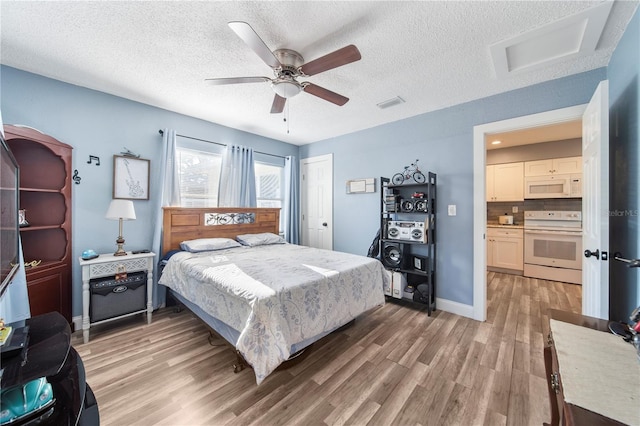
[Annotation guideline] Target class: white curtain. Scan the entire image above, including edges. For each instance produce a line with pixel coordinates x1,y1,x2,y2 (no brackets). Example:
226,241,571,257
151,128,179,307
284,156,300,244
218,144,256,207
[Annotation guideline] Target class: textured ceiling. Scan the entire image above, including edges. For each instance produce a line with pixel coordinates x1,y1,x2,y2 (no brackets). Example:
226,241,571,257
1,1,638,145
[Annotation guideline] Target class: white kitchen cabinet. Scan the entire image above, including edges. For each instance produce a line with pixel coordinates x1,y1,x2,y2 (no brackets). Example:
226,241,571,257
524,156,582,176
486,162,524,201
487,227,523,271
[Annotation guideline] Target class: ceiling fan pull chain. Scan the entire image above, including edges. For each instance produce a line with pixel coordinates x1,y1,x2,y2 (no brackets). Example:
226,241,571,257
285,102,290,134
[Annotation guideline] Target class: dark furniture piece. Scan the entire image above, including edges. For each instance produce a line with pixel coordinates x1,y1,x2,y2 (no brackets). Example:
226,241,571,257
4,125,73,323
544,309,628,426
380,173,437,314
1,312,99,425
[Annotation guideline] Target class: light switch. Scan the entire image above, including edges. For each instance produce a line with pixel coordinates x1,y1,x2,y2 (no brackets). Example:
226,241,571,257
448,205,456,216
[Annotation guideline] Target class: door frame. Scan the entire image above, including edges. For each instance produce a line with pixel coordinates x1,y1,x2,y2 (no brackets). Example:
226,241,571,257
472,104,587,321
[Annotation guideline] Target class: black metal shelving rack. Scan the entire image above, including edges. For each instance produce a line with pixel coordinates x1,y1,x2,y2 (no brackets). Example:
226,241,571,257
380,172,436,314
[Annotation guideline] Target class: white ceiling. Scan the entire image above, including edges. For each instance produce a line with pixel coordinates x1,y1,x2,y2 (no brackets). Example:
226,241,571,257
1,1,638,146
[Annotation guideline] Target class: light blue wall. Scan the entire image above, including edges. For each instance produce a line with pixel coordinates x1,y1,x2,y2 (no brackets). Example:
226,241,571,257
300,68,607,306
0,65,299,318
606,7,639,321
0,54,626,314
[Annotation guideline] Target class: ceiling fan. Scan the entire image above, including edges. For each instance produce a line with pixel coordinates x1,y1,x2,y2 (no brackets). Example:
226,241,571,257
206,21,362,113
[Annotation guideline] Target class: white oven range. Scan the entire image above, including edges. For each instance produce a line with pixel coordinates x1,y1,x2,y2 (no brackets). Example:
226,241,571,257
523,211,582,285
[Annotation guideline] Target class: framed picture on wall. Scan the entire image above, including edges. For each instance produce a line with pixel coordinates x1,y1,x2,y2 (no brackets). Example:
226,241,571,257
113,155,150,200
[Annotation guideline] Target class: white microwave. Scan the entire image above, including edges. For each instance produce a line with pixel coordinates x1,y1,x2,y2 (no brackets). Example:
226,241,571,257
524,174,582,199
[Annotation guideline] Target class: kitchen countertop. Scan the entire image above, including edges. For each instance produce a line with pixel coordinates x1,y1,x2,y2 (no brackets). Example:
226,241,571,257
487,223,524,229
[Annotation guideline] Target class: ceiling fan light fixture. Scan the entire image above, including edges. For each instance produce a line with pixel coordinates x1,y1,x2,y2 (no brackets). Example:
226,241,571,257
271,80,302,98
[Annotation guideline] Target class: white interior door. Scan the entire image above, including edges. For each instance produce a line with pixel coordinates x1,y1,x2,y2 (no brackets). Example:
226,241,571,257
582,80,609,319
300,154,333,250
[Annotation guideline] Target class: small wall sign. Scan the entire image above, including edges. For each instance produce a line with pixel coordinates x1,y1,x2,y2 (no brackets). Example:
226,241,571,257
346,178,375,194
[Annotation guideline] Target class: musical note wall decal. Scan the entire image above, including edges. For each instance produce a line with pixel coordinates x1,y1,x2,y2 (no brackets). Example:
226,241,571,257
87,155,100,166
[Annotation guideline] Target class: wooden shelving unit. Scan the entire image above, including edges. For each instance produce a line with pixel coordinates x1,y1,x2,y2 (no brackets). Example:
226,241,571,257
4,125,73,323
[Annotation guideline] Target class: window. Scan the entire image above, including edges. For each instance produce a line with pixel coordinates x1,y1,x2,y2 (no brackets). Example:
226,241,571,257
255,162,284,209
176,147,222,207
175,147,285,233
255,161,285,233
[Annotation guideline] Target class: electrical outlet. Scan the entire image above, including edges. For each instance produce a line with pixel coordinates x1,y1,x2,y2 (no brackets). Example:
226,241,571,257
512,206,518,213
448,205,456,216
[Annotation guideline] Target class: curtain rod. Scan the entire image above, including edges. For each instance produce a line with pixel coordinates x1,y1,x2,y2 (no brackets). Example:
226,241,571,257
158,129,287,159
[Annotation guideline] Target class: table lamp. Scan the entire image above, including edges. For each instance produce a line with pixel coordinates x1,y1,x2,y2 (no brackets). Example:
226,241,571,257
105,200,136,256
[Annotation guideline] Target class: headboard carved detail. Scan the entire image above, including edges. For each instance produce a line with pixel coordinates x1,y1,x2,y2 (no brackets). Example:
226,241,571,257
204,212,255,226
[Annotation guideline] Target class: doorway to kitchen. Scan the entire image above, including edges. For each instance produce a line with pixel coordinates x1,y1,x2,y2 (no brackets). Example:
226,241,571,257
472,105,588,321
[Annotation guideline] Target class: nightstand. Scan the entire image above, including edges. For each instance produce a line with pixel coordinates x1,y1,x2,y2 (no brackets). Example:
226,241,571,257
79,251,155,343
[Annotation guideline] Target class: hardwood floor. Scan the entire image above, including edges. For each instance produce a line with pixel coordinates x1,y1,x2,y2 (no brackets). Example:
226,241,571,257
72,272,582,425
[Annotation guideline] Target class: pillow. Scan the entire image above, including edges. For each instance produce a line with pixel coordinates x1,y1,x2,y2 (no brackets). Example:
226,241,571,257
180,238,242,253
236,232,286,247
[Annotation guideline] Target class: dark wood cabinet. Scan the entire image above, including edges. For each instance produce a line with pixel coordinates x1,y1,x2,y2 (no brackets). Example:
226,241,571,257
4,125,72,323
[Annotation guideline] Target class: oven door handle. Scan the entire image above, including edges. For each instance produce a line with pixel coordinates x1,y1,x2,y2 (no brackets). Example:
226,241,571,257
524,230,582,236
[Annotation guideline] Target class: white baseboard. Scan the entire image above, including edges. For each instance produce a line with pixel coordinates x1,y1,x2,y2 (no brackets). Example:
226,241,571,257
436,297,475,319
72,315,82,333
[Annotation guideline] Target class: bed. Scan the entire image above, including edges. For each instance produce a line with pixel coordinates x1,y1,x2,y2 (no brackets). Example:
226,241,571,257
158,207,388,384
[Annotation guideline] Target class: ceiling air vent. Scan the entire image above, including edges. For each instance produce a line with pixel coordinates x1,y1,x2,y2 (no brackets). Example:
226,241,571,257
377,96,405,109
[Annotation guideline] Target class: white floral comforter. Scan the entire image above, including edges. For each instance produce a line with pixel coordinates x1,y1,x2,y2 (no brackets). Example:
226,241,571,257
159,243,387,384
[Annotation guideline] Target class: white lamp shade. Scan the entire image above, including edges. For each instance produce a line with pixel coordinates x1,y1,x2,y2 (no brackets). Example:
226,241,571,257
105,200,136,220
271,80,301,98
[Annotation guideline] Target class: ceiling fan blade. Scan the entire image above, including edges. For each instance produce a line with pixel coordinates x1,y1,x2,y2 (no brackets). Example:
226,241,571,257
271,94,286,114
205,77,270,85
303,83,349,106
300,45,361,76
228,21,281,69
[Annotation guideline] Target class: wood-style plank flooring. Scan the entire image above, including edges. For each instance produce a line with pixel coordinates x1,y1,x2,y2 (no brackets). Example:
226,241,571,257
72,272,582,425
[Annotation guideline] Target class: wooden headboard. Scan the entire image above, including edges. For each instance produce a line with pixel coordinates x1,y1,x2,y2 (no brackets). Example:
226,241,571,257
162,207,280,254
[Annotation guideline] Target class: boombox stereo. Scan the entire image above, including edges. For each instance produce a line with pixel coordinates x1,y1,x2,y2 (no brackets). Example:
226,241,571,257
386,220,427,243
